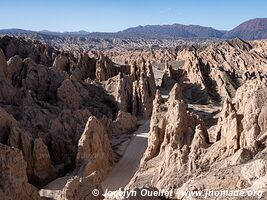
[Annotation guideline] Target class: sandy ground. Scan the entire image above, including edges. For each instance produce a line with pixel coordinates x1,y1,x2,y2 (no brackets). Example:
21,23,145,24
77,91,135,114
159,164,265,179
102,120,150,191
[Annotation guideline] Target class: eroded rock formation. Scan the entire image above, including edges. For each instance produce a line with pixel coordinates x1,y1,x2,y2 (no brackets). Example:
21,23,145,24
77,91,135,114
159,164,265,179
76,116,113,178
0,143,41,200
58,172,103,200
0,36,137,199
103,57,156,118
128,84,209,189
128,79,267,199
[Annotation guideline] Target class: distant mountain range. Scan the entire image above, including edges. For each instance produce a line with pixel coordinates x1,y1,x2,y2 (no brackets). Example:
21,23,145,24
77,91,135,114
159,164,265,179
120,24,225,39
1,18,267,40
223,18,267,40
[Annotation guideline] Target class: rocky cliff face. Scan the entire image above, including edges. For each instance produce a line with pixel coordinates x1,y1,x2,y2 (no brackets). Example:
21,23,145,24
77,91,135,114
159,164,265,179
128,84,209,189
0,143,41,200
215,80,267,155
76,116,113,178
0,55,118,186
54,116,114,200
103,56,156,118
128,78,267,199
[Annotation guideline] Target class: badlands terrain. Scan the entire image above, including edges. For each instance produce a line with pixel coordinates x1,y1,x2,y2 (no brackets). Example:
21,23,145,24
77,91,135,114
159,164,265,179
0,34,267,200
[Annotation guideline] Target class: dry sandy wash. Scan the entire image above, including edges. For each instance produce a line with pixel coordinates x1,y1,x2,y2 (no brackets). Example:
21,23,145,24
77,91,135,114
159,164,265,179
0,36,267,200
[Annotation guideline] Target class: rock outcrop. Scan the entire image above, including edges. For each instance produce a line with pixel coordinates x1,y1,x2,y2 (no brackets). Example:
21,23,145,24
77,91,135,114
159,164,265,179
5,55,23,81
70,53,96,81
0,48,7,77
0,36,57,66
58,172,103,200
214,80,267,155
33,138,56,184
128,84,209,189
0,107,56,186
96,54,117,81
103,57,156,118
0,143,41,200
131,58,157,117
158,39,267,104
128,79,267,199
39,117,114,200
101,110,137,136
111,111,137,135
57,79,83,110
0,40,122,192
103,73,133,114
53,54,69,71
76,116,113,178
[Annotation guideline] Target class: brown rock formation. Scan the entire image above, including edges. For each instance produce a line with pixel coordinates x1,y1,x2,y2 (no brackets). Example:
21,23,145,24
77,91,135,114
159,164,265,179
1,34,267,200
53,54,69,70
155,39,267,104
101,110,137,136
111,111,137,135
0,106,35,174
103,57,156,118
0,38,121,193
5,55,23,81
215,98,240,154
161,62,183,91
33,138,56,184
39,117,116,200
0,48,7,78
96,54,117,81
173,50,237,103
0,49,16,103
0,36,57,66
129,79,267,199
233,80,267,152
0,107,56,186
76,116,113,178
58,172,103,200
128,84,209,189
214,80,267,155
107,48,178,65
131,58,156,117
103,73,133,113
70,53,96,81
0,143,41,200
57,79,83,110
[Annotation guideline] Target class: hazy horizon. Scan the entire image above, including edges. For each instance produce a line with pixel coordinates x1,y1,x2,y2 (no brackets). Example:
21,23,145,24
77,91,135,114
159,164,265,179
0,0,267,32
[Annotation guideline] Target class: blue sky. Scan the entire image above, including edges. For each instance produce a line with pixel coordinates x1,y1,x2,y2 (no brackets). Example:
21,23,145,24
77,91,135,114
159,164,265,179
0,0,266,32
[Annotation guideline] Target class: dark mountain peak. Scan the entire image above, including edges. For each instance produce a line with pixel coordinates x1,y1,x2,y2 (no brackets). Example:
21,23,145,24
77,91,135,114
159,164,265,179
223,18,267,40
236,18,267,28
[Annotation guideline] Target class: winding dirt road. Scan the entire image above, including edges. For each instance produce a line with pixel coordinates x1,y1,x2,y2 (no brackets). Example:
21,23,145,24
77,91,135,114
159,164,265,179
102,120,150,191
